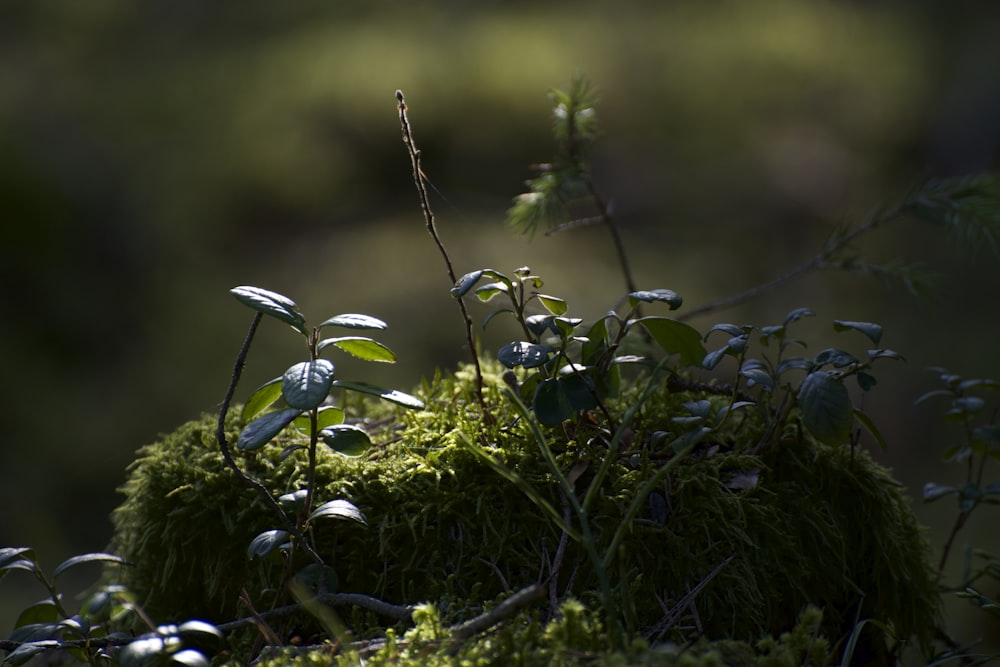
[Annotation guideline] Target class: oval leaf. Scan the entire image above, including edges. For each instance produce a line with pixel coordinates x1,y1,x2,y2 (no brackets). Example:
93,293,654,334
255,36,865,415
54,553,125,579
498,341,555,369
628,289,683,310
318,337,396,363
783,307,815,326
536,294,568,316
451,269,486,298
320,424,372,457
634,317,706,367
278,490,309,512
4,640,61,666
247,530,290,559
318,313,387,330
241,377,283,422
237,409,300,451
230,286,307,335
171,649,210,667
833,320,883,346
282,359,335,410
532,377,576,425
330,379,425,409
309,499,367,524
853,408,887,451
294,406,345,434
797,371,853,446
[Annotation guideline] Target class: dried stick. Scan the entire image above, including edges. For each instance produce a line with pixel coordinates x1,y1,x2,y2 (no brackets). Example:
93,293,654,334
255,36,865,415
395,90,490,418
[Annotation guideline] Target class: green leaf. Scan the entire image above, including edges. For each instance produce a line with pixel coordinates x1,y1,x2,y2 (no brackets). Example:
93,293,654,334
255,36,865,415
318,337,396,363
120,636,178,667
309,499,367,524
798,371,853,446
282,359,336,410
294,406,345,434
853,408,887,451
331,380,425,409
783,307,815,326
170,649,210,667
278,490,309,512
247,530,290,559
705,323,745,339
856,372,877,391
628,289,683,310
241,377,283,422
237,409,300,451
553,316,583,336
0,547,35,570
230,286,307,336
176,620,225,654
475,282,509,302
524,313,555,336
867,349,905,362
3,641,61,666
813,348,857,368
54,553,125,579
318,313,387,330
833,320,883,346
320,424,372,457
498,341,555,369
537,294,568,315
451,269,486,298
702,346,730,370
15,601,58,629
531,377,577,425
633,317,706,367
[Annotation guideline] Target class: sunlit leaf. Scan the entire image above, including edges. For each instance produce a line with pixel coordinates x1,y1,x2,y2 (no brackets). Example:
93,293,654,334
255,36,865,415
293,406,345,434
310,499,367,524
54,553,125,579
524,313,555,336
247,530,290,559
282,359,335,410
176,620,225,654
634,317,706,366
537,294,568,316
171,649,210,667
320,424,371,457
331,380,424,409
318,313,387,330
498,341,555,369
452,269,507,298
241,377,283,422
475,282,509,302
0,548,35,570
833,320,883,346
797,371,853,446
318,336,396,363
237,409,300,451
230,286,307,336
628,289,683,310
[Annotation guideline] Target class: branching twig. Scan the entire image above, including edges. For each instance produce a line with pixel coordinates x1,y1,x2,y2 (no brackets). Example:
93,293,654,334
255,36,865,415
678,200,916,322
396,90,489,418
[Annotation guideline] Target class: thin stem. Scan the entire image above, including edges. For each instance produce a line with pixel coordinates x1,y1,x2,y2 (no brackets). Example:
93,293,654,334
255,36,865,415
396,90,490,418
216,313,324,569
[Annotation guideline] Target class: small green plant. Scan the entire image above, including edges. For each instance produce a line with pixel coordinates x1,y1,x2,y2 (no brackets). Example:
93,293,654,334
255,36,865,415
450,266,703,426
0,548,135,664
220,286,424,611
919,368,1000,620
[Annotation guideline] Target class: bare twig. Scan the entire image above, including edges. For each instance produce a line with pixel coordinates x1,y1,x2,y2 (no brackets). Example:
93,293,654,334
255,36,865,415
646,554,734,640
396,90,490,419
217,592,417,634
448,584,547,640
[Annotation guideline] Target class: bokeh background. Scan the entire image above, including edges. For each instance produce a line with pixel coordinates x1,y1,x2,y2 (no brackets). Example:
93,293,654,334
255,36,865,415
2,0,999,656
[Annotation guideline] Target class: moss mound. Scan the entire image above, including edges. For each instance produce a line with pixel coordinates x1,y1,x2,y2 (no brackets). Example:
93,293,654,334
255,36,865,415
111,360,939,657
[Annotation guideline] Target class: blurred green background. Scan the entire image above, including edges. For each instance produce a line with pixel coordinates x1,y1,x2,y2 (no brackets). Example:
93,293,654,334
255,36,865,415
2,0,999,653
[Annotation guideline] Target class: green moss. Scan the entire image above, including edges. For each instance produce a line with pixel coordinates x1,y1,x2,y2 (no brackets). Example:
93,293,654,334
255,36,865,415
110,359,939,660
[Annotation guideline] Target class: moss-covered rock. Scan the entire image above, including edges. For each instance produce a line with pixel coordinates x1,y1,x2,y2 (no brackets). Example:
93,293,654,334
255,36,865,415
110,360,939,660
